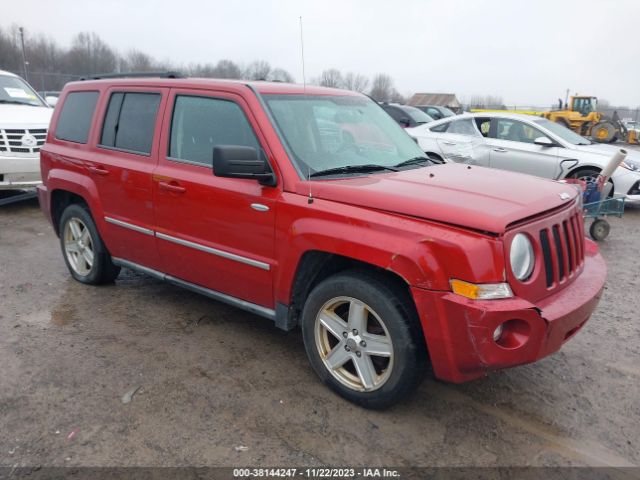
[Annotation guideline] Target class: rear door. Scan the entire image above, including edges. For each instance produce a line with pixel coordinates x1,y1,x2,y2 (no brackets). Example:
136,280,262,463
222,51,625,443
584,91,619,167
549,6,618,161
434,117,490,166
152,89,278,308
486,117,560,179
89,87,168,270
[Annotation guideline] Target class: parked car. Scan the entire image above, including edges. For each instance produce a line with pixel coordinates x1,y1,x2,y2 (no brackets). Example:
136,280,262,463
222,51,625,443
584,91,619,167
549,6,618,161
39,78,606,408
0,70,53,190
379,103,434,128
414,105,456,120
38,90,61,107
407,112,640,203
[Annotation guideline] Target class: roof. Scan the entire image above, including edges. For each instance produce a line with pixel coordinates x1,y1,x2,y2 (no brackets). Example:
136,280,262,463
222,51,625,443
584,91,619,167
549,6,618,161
63,77,359,97
408,93,460,108
0,70,19,77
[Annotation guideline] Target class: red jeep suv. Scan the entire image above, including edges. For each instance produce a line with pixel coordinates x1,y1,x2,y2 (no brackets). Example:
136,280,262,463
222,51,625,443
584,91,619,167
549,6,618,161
38,76,606,408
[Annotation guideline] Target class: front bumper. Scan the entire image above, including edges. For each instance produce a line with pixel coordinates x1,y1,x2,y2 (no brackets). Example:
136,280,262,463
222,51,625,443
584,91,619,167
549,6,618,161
0,155,42,190
412,240,606,383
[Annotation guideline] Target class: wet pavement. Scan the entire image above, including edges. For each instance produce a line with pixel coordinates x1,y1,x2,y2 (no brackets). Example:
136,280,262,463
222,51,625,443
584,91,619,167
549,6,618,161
0,197,639,468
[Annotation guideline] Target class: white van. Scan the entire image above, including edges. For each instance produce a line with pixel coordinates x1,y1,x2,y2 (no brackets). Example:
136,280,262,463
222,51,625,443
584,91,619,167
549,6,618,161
0,70,53,190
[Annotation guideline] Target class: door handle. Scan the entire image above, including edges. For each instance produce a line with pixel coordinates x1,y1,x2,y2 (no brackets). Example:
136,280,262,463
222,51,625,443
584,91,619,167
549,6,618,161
492,147,508,153
442,141,457,145
158,181,186,194
86,165,109,175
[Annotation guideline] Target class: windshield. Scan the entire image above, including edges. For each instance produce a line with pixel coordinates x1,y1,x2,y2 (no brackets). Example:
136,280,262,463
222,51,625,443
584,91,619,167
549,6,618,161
439,106,455,117
534,118,592,145
263,94,428,177
401,105,434,124
0,75,46,107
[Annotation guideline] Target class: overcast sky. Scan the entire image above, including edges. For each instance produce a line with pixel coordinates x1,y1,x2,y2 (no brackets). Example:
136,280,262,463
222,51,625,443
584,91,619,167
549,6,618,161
4,0,637,106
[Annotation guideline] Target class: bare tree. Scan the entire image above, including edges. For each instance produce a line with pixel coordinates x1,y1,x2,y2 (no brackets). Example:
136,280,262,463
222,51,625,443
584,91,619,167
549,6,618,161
343,72,369,93
122,49,154,71
466,94,505,109
212,59,242,79
244,60,271,80
269,67,294,83
318,68,343,88
65,32,117,75
369,73,394,102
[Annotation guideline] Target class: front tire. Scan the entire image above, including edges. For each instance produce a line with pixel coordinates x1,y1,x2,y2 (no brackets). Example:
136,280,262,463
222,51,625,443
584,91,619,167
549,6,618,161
301,271,426,409
59,204,120,284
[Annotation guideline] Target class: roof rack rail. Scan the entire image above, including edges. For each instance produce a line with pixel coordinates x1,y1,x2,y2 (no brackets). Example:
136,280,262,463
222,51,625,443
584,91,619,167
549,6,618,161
80,71,184,80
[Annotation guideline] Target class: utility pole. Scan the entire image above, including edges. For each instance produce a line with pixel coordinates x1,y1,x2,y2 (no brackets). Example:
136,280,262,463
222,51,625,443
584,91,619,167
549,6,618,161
19,27,29,82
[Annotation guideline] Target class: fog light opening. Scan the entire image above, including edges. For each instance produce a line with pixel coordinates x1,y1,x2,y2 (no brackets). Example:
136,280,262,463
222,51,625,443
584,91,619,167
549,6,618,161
494,319,531,349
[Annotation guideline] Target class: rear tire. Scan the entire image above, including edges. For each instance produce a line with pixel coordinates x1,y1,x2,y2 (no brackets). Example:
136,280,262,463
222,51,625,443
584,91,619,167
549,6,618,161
59,204,120,285
301,270,426,409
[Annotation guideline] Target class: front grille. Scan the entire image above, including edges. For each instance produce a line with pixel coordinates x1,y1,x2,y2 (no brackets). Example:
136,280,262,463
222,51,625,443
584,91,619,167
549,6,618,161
538,210,584,288
0,128,47,156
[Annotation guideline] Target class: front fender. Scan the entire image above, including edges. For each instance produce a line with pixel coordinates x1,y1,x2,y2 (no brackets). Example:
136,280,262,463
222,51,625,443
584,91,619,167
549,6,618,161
273,194,506,304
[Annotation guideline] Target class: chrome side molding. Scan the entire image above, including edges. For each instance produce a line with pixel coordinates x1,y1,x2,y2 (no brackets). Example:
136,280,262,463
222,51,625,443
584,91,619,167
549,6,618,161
111,257,276,320
104,216,154,236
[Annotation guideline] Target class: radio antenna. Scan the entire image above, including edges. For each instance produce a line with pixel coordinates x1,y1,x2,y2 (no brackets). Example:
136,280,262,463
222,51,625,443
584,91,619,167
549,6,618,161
307,165,314,204
299,16,306,92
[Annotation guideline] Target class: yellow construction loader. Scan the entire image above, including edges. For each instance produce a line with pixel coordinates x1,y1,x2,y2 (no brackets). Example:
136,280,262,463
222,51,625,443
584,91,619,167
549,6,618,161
542,96,637,144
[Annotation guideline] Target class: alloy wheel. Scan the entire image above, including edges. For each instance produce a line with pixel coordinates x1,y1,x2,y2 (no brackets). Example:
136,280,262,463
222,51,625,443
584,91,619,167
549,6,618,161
314,296,394,392
63,217,94,276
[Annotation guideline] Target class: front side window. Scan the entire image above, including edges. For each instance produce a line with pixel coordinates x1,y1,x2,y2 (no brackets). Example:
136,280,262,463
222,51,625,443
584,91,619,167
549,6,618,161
55,91,99,143
263,94,427,176
100,92,161,155
169,95,260,166
0,74,46,107
492,119,544,144
447,118,480,136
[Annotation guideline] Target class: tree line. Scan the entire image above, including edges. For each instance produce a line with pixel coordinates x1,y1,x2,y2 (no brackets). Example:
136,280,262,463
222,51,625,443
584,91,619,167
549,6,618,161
0,24,410,103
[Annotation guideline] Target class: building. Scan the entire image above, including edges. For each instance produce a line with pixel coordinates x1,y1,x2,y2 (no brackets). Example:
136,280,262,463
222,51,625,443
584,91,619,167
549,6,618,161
407,93,461,112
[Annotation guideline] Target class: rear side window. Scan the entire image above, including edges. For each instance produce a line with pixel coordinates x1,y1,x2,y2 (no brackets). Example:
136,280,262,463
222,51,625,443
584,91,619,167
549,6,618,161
100,92,161,155
55,91,99,143
169,95,260,166
430,122,449,133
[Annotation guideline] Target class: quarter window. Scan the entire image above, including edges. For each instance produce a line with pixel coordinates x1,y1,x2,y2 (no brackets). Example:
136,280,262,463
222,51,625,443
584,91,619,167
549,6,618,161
55,91,99,143
100,92,161,155
169,95,260,166
447,118,480,136
430,122,449,133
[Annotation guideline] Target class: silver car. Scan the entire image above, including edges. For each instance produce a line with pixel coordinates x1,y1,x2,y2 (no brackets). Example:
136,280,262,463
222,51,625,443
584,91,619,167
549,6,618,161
407,112,640,204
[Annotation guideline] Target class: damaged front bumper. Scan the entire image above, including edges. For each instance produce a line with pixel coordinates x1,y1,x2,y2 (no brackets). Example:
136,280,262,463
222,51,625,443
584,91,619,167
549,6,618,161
411,240,606,383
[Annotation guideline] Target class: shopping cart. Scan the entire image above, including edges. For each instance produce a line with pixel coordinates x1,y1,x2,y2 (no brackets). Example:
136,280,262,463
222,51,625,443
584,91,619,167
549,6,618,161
558,149,628,241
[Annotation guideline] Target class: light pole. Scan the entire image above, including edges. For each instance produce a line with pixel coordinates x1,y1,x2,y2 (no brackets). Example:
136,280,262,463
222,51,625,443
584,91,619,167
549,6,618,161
19,27,29,82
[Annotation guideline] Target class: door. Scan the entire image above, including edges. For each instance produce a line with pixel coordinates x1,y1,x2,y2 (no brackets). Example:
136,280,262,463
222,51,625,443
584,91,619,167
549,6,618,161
486,117,560,179
153,89,278,308
89,87,168,270
434,117,490,166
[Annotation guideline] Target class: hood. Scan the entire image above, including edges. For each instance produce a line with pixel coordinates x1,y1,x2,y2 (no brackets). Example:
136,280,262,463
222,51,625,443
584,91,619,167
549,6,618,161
0,104,53,128
299,164,578,234
572,142,640,160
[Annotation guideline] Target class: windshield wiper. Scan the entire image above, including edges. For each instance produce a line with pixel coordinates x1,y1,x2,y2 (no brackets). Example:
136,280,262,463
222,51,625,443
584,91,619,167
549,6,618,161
0,99,38,106
310,164,398,178
394,156,436,168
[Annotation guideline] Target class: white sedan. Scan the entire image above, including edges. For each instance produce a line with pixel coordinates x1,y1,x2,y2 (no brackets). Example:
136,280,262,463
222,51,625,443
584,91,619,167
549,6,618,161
407,112,640,203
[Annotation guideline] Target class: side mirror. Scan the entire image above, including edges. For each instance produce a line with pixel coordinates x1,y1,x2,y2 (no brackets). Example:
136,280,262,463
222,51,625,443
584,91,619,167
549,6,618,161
534,136,554,147
45,96,58,107
212,146,276,186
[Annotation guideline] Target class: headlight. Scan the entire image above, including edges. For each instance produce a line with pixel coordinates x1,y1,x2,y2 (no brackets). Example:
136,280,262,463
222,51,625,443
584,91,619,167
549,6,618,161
621,159,640,171
510,233,534,281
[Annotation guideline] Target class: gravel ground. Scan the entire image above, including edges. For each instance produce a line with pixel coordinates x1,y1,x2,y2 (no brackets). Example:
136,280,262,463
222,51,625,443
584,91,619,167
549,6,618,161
0,195,639,470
